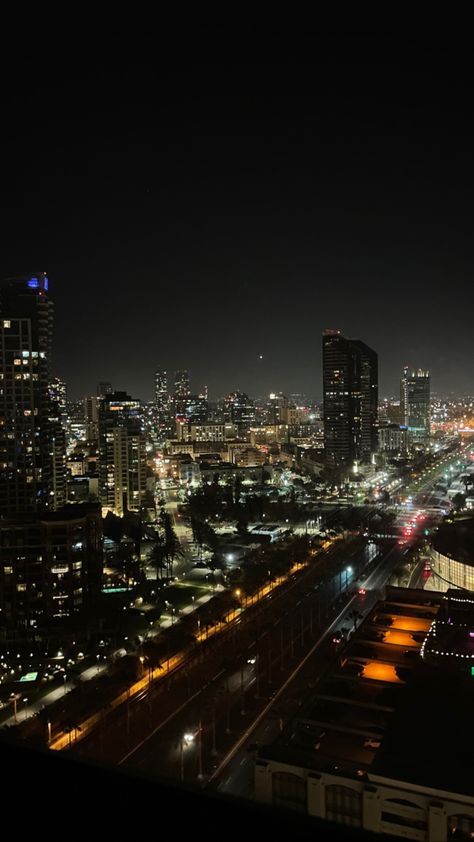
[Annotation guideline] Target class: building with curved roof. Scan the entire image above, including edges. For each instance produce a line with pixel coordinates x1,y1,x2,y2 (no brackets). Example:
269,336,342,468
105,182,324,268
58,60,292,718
430,515,474,591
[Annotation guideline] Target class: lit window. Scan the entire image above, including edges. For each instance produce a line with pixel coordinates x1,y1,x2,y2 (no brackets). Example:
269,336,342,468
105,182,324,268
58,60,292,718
3,320,10,328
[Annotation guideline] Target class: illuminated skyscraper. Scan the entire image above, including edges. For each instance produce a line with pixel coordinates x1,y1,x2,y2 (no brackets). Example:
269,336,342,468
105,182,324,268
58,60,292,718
0,272,65,513
223,391,255,429
98,391,146,516
323,329,378,466
174,369,191,397
155,368,168,408
400,367,430,443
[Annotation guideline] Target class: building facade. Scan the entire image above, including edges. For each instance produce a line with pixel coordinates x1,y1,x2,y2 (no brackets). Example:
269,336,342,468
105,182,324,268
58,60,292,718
255,760,474,840
0,504,103,629
98,391,146,516
378,423,409,453
223,391,255,430
400,367,431,444
0,272,66,514
322,330,378,467
154,368,168,408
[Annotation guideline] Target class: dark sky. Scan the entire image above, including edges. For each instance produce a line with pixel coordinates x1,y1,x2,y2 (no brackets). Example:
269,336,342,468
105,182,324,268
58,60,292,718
1,32,473,402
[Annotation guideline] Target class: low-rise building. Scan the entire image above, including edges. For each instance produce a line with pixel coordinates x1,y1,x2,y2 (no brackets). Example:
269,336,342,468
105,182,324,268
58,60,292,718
255,587,474,840
378,423,409,453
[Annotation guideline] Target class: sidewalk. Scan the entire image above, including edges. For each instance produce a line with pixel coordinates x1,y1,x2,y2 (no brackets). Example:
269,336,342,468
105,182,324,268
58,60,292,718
1,663,109,728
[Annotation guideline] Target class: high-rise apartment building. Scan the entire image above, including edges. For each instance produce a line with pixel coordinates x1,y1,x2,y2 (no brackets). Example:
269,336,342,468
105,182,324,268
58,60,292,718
223,391,256,429
155,368,168,407
48,378,67,510
84,395,100,441
0,272,66,513
323,329,378,466
49,377,67,419
0,503,102,629
174,370,191,397
172,370,191,417
98,391,146,516
400,367,431,443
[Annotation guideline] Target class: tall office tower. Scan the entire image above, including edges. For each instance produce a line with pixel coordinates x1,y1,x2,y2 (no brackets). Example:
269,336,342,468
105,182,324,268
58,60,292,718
173,369,191,416
265,392,289,424
400,366,431,443
155,368,168,407
84,395,100,440
0,272,62,514
223,391,256,430
182,393,208,423
174,369,191,397
49,377,67,419
98,391,146,517
322,329,378,467
48,377,67,509
97,381,113,398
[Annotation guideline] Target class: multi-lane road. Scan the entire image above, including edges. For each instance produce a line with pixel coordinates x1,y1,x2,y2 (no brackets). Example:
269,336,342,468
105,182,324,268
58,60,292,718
210,539,406,799
106,538,403,790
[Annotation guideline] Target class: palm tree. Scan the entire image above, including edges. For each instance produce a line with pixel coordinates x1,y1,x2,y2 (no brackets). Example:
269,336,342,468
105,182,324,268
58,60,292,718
149,542,167,580
159,509,183,577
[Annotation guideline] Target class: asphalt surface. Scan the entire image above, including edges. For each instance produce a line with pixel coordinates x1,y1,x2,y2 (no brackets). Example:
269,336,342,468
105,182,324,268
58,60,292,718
210,539,407,799
104,540,400,789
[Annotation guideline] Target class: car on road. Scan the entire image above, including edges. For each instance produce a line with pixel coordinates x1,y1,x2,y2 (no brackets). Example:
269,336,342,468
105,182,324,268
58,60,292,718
332,630,345,645
364,738,381,749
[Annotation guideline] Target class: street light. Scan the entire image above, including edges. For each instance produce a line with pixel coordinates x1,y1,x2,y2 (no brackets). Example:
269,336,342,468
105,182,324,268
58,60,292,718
23,697,28,721
140,654,151,688
180,731,196,782
9,693,18,724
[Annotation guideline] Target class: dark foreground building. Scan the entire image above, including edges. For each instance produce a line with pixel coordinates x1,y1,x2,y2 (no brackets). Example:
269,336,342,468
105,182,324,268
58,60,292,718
323,330,378,468
0,272,66,514
0,503,102,631
0,735,382,842
255,587,474,840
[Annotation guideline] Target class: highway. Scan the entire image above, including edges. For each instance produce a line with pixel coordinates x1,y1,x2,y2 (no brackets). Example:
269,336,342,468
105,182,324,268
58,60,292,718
105,539,400,787
210,539,407,799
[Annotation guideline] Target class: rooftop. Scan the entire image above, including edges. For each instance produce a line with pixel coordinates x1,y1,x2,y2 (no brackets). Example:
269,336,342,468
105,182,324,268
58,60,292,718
432,514,474,567
259,586,474,797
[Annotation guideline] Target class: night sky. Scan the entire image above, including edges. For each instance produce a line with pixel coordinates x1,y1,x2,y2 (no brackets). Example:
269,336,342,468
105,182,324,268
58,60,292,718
2,33,473,402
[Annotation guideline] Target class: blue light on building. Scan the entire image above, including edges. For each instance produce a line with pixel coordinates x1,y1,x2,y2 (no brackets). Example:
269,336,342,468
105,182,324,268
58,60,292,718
28,277,39,289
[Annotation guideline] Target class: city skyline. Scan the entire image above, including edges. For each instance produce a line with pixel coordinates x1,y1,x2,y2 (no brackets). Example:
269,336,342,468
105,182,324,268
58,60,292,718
1,34,473,401
2,31,474,838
